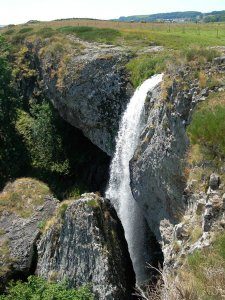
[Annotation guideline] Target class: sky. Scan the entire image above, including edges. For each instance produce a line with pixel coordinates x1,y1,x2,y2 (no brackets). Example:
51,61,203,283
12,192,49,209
0,0,225,25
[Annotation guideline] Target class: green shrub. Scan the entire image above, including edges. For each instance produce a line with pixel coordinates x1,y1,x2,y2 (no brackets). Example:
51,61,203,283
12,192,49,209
18,27,33,34
58,26,121,43
0,36,28,188
11,33,26,45
187,104,225,159
16,102,70,175
3,29,15,35
37,27,56,38
184,47,219,63
0,275,94,300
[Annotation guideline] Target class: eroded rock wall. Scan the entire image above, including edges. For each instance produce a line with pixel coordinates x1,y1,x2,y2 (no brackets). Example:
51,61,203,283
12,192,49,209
33,39,133,156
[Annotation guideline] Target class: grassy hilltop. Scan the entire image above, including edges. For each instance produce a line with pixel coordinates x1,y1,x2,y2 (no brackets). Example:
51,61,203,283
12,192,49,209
1,18,225,49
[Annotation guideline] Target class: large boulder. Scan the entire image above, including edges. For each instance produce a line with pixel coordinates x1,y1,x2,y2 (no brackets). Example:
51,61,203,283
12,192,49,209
36,193,135,300
35,38,133,156
0,178,58,290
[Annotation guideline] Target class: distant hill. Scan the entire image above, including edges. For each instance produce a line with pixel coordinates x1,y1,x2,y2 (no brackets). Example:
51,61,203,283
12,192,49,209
116,10,225,23
204,11,225,22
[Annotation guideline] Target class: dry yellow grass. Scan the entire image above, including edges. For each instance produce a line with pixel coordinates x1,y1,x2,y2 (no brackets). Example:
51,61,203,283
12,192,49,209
0,178,51,218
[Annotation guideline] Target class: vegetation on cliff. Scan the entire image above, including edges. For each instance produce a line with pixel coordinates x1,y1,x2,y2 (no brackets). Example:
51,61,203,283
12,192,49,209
0,36,27,186
188,91,225,160
0,276,93,300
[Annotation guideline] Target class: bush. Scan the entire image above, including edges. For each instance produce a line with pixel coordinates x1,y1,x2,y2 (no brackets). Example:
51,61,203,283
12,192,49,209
16,102,70,175
187,103,225,159
18,27,33,34
184,47,219,63
37,27,56,38
0,36,28,188
0,275,94,300
3,30,15,36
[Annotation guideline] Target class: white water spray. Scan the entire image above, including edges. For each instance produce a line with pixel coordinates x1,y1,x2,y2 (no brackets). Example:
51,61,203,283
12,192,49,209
106,74,163,283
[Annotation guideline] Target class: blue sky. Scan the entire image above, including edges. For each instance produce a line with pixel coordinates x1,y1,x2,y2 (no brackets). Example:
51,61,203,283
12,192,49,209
1,0,225,25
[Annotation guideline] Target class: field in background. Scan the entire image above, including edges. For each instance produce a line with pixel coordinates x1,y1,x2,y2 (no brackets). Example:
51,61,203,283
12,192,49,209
1,19,225,49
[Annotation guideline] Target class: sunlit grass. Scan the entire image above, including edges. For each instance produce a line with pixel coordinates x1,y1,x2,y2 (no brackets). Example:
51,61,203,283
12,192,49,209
2,19,225,50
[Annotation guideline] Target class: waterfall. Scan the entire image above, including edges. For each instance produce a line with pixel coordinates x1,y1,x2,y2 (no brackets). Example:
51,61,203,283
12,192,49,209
105,74,163,283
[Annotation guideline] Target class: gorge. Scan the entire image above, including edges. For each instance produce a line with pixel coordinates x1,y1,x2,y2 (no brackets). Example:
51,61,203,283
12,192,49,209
1,21,225,300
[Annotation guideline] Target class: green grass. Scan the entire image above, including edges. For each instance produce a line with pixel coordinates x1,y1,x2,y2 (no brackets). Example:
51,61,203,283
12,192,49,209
0,178,51,218
126,52,170,87
183,47,219,63
119,22,225,49
86,198,99,208
58,26,121,43
2,20,225,50
187,92,225,160
36,27,57,38
18,27,33,34
186,233,225,299
59,203,68,219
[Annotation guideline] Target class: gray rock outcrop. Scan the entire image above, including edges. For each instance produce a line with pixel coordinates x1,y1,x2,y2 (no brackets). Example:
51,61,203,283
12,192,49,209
165,175,225,270
0,178,58,290
36,193,135,300
209,173,220,190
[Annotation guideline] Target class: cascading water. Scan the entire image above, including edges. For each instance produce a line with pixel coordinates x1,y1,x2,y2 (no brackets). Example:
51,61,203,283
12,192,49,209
106,74,163,283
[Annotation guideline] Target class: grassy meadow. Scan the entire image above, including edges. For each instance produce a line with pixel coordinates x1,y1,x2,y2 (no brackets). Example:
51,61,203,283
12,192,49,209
1,19,225,50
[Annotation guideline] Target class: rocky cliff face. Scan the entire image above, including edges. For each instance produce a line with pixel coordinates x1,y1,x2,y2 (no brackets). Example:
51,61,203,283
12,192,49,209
130,61,225,251
36,193,135,299
31,38,133,156
166,173,225,270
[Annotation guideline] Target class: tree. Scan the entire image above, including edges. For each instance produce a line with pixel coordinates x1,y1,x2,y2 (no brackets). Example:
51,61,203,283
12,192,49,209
0,36,28,188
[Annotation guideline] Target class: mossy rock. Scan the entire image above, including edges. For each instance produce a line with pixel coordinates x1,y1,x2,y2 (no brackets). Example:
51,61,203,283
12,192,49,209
0,178,51,218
